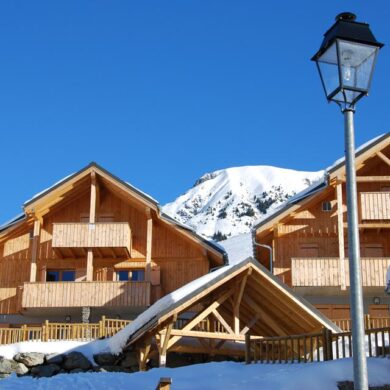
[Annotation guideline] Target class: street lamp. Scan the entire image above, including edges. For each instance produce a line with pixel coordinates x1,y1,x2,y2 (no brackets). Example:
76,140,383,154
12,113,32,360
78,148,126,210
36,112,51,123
312,12,383,390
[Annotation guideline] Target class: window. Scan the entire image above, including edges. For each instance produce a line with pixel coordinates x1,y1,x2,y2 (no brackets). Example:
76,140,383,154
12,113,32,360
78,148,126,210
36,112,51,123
116,270,145,282
322,201,332,212
46,270,75,282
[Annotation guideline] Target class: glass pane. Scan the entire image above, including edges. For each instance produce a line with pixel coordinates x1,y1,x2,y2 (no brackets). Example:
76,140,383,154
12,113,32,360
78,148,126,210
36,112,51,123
117,271,129,281
46,271,59,282
331,89,362,104
130,270,145,281
62,270,75,281
317,42,340,97
338,40,378,92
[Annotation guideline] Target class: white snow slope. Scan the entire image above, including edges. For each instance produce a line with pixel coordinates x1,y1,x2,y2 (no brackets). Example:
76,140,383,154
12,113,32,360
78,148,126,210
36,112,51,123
163,165,324,240
2,359,390,390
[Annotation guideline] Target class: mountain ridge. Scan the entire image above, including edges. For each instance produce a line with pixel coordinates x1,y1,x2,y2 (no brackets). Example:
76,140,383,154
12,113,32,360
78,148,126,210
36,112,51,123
163,165,324,240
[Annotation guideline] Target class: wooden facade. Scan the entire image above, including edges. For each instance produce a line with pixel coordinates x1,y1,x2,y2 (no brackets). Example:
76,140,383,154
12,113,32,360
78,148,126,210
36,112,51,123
0,163,225,322
253,133,390,321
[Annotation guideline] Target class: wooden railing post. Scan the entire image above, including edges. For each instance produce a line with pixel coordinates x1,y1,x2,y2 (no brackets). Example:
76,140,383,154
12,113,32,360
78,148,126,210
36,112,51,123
322,327,333,361
99,319,104,338
365,314,371,330
245,334,251,364
21,325,27,342
43,320,49,341
101,315,106,337
326,329,333,360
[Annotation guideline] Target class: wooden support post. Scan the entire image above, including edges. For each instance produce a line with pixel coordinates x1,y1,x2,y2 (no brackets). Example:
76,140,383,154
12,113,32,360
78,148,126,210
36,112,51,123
139,341,152,371
159,316,175,367
30,219,41,282
89,171,97,224
86,249,93,282
146,210,153,282
336,183,346,290
322,327,333,361
86,171,97,282
233,269,252,334
245,334,251,364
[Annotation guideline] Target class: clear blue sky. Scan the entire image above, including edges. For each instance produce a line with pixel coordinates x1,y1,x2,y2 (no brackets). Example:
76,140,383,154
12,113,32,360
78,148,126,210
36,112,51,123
1,1,389,222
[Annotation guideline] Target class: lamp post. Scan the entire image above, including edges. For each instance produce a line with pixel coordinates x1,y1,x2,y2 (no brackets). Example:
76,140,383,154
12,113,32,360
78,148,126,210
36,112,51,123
312,12,383,390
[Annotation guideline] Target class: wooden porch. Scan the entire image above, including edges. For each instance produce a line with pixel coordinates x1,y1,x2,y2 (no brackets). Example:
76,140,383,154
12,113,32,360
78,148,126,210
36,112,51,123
52,222,132,258
21,280,150,308
291,257,390,287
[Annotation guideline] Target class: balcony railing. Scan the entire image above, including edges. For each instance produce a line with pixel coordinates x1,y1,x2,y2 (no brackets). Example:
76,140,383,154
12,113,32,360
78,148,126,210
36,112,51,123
52,222,131,257
291,257,390,288
21,281,150,309
361,192,390,221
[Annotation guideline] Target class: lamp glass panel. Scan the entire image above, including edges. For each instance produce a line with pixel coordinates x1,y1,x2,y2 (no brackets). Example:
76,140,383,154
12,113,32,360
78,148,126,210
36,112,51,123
337,40,378,92
317,42,340,98
332,90,362,104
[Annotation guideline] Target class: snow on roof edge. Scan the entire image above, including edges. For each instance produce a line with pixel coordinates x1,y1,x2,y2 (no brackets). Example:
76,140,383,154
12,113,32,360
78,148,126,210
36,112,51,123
106,257,339,354
252,133,390,233
0,213,26,233
326,133,389,173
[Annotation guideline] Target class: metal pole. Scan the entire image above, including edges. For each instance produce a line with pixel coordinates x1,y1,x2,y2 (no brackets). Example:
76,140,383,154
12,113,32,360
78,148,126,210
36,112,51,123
344,108,368,390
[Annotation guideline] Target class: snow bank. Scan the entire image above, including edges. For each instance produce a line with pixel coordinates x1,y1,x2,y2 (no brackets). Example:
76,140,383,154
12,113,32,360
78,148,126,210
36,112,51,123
1,358,390,390
0,340,106,363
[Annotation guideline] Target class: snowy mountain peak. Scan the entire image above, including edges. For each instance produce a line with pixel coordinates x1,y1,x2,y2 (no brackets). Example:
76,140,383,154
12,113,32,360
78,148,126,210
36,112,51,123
163,165,324,240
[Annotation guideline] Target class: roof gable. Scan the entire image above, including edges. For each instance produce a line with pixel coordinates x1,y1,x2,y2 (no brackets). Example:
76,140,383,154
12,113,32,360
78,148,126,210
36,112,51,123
1,162,227,261
108,257,339,353
253,132,390,234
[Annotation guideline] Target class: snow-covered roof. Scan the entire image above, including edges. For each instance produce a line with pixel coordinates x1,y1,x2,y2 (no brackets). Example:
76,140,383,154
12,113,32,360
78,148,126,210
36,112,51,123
24,162,159,208
326,133,388,174
252,132,390,233
0,213,25,233
105,257,339,354
0,162,227,261
252,175,327,231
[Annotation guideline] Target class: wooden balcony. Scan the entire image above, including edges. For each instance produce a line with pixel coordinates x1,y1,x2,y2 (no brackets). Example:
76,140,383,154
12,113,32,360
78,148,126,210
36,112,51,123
361,192,390,221
291,257,390,288
52,222,131,258
21,281,150,309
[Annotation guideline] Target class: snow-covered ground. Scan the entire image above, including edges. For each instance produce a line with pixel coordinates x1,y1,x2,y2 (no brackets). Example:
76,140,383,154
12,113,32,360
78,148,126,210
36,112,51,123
163,165,324,239
2,358,390,389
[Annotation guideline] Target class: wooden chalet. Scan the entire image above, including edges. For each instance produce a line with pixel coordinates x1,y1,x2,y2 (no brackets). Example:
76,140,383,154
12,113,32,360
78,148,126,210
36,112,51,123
0,163,226,324
253,133,390,322
118,257,339,368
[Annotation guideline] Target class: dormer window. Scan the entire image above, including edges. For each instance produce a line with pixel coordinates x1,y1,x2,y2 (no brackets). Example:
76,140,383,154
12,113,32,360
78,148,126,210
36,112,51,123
322,201,332,212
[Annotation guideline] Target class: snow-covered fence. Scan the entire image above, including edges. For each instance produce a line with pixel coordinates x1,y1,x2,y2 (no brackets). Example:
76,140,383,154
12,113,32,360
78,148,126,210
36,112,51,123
0,316,131,345
245,327,390,364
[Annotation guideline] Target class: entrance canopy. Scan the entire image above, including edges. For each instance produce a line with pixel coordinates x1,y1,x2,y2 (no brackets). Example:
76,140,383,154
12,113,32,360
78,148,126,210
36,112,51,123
108,257,339,367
